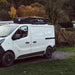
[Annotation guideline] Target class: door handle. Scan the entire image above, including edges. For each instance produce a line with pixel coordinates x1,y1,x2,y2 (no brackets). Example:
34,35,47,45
33,41,37,43
25,42,30,44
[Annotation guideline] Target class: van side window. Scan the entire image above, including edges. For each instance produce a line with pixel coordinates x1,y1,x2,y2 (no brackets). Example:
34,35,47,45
12,26,28,40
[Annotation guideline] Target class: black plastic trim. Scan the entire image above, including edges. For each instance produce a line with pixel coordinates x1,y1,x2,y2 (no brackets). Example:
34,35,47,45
18,51,44,59
45,37,55,40
0,46,5,62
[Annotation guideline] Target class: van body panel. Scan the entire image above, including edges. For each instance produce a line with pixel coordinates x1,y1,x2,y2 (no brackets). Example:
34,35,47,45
0,24,55,59
12,25,32,58
30,25,55,53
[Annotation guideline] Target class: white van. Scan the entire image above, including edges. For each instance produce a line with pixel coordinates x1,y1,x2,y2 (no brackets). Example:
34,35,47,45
0,24,56,66
0,21,13,26
73,24,75,28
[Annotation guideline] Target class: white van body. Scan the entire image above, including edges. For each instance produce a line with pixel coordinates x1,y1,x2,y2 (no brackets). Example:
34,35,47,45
73,24,75,28
0,21,13,26
0,24,55,66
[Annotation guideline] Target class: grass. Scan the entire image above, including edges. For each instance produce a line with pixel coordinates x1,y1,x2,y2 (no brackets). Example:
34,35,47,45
0,47,75,75
57,46,75,52
0,56,75,75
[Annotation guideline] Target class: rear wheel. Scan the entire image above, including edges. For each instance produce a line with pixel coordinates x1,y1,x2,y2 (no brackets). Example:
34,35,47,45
45,47,52,58
1,51,15,67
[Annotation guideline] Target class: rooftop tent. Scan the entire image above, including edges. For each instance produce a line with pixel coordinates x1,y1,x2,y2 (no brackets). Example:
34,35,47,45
13,17,50,24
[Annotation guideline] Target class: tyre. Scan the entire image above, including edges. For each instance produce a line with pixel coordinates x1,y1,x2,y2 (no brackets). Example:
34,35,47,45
45,47,52,58
1,51,15,67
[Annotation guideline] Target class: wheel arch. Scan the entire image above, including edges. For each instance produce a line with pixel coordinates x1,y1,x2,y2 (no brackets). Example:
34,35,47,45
1,50,15,67
46,45,53,50
5,50,15,59
47,45,53,49
43,45,53,58
44,45,53,54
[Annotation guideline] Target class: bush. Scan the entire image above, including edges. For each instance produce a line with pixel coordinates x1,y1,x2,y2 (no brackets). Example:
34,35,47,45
16,3,47,17
0,0,10,10
58,21,73,28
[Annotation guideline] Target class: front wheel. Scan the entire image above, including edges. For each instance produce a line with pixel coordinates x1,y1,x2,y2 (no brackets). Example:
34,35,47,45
45,47,52,58
1,51,15,67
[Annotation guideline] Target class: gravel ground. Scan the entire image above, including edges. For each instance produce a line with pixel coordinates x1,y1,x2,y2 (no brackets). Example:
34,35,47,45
52,52,75,60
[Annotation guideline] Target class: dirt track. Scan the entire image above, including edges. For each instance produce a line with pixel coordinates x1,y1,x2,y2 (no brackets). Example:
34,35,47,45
52,52,75,60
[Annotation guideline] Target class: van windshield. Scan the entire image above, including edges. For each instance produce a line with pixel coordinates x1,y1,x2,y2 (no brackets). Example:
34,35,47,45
0,25,18,37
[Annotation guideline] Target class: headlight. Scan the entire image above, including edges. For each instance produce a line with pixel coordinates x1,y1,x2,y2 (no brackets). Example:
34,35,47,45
0,39,5,44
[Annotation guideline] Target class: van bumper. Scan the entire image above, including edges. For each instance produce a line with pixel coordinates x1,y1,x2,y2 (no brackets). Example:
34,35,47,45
0,46,5,62
52,45,56,52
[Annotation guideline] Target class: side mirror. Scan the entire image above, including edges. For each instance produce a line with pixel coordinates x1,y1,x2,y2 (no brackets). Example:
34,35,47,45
12,34,21,40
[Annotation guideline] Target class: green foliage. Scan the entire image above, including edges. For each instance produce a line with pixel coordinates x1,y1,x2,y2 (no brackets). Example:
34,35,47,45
6,0,75,21
58,21,73,28
45,0,70,25
0,0,75,21
0,10,10,21
0,0,10,10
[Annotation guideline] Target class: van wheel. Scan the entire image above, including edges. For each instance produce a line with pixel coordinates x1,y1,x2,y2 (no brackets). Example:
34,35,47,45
45,47,52,58
1,52,15,67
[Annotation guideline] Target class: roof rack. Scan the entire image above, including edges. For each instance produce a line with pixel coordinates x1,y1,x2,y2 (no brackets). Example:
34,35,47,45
13,17,50,25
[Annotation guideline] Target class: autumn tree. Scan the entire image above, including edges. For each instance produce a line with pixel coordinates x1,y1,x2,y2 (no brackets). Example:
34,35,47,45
16,5,33,17
7,0,46,8
45,0,70,25
8,6,17,19
16,2,47,17
30,2,47,17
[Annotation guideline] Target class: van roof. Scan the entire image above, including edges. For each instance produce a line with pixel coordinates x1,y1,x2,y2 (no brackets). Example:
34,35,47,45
2,23,52,28
2,24,32,27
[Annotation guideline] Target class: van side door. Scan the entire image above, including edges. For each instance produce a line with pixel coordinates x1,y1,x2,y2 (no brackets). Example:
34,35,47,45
30,26,45,54
12,26,31,57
